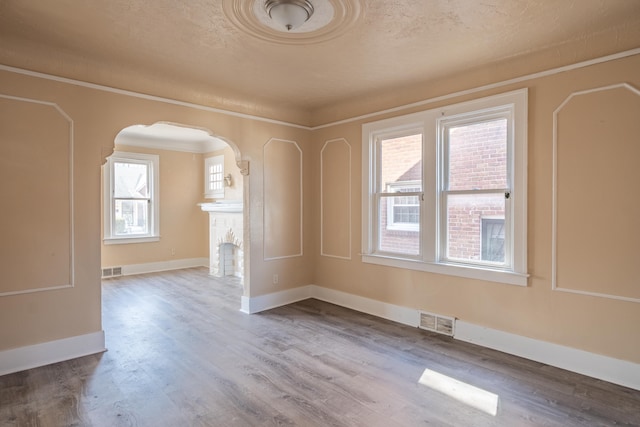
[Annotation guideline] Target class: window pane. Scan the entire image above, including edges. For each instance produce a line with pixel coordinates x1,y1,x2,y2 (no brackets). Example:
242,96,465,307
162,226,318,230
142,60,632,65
447,119,507,191
114,162,149,198
446,193,505,263
482,218,505,262
379,195,420,255
380,134,422,193
114,199,149,235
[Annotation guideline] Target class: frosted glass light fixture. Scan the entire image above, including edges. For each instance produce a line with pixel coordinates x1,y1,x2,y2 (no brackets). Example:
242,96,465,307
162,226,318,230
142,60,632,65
265,0,314,31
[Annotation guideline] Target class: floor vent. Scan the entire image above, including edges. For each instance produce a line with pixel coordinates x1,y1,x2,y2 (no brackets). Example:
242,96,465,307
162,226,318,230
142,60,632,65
419,311,455,336
102,266,123,279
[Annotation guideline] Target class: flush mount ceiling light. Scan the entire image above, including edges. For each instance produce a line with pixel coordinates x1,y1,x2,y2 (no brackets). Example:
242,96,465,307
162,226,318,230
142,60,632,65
265,0,314,31
223,0,364,44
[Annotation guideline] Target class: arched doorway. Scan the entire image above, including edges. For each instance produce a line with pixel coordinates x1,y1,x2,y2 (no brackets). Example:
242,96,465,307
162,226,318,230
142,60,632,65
101,122,248,303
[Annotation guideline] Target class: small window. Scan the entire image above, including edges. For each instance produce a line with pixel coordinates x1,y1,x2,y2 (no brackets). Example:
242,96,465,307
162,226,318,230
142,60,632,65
204,155,224,199
104,152,159,244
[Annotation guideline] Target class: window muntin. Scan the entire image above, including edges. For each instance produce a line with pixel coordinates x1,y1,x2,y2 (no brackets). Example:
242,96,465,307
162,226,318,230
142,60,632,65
362,89,527,286
104,152,159,244
204,155,224,199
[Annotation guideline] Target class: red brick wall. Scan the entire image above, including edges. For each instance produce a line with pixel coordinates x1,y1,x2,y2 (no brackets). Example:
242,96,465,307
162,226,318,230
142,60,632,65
376,120,507,261
446,120,507,261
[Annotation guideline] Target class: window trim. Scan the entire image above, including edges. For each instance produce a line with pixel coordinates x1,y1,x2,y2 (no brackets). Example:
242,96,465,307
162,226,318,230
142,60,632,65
103,151,160,245
362,89,528,286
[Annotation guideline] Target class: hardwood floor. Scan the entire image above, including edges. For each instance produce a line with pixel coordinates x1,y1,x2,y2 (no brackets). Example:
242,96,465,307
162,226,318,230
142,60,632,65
1,268,639,426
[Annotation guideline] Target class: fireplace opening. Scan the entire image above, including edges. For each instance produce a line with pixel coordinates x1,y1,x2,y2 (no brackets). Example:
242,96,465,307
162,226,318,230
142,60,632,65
217,241,243,278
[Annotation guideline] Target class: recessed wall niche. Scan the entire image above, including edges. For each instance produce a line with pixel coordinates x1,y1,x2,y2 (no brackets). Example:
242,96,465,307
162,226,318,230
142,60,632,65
0,95,73,295
554,84,640,302
263,138,302,260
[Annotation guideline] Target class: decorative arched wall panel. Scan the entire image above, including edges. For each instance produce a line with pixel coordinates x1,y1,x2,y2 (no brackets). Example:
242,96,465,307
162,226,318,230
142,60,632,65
0,95,73,296
553,83,640,303
321,138,351,259
263,138,303,260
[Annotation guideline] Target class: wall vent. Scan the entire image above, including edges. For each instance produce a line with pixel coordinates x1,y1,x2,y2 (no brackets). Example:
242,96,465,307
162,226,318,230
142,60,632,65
101,266,123,279
419,311,455,336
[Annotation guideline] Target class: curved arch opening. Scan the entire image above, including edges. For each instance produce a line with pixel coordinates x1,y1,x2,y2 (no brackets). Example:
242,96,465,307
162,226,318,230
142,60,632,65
102,121,248,304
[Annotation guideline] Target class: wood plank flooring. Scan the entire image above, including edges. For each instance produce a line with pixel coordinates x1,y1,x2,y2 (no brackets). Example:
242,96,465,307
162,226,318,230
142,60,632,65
1,267,639,426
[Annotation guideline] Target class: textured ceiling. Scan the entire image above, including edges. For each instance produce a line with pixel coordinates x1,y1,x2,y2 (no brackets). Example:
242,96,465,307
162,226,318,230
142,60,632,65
1,0,639,126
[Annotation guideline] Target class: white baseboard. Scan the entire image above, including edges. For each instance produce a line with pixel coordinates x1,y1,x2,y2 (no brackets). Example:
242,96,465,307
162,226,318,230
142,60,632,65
117,257,208,276
310,285,420,327
240,285,313,314
241,284,640,391
0,331,106,376
455,321,640,391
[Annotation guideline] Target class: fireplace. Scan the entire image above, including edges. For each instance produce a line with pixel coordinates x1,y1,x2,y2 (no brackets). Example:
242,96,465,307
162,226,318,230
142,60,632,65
199,201,243,278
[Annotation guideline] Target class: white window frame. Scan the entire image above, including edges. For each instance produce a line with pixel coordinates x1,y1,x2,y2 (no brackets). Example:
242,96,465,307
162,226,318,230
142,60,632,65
204,155,225,199
103,151,160,245
362,89,528,286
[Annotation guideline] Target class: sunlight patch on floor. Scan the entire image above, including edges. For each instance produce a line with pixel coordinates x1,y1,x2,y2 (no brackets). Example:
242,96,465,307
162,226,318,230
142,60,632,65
418,368,500,416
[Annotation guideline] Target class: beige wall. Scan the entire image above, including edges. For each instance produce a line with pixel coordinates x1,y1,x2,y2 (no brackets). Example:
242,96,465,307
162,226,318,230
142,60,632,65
1,51,639,370
313,54,640,364
101,145,208,267
0,68,314,352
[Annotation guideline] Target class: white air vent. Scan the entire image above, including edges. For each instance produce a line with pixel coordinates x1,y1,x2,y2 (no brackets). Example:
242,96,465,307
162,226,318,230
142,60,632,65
101,266,123,279
419,311,455,336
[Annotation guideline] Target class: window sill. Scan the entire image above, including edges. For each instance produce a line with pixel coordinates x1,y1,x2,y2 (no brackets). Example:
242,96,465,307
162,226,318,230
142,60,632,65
104,236,160,245
362,254,528,286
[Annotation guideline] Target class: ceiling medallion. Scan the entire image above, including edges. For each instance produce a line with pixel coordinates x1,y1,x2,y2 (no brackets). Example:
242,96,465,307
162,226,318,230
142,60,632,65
222,0,364,44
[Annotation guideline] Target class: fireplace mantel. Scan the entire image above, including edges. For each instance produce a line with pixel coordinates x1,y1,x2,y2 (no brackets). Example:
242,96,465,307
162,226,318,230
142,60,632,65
198,200,243,213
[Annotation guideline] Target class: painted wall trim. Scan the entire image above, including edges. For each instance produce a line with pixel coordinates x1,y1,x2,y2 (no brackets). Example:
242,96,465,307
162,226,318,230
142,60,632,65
242,284,640,391
0,93,75,297
455,321,640,392
320,138,352,260
551,82,640,304
240,285,313,314
310,285,420,327
0,65,309,130
0,331,106,376
263,138,304,261
1,49,638,130
104,257,209,277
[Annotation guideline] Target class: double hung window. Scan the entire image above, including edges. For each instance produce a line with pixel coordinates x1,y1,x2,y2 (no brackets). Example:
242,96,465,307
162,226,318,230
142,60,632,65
104,152,159,244
362,89,527,285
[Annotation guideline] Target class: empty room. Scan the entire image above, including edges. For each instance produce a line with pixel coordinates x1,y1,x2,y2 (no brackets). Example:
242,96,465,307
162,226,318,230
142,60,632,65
1,1,639,425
